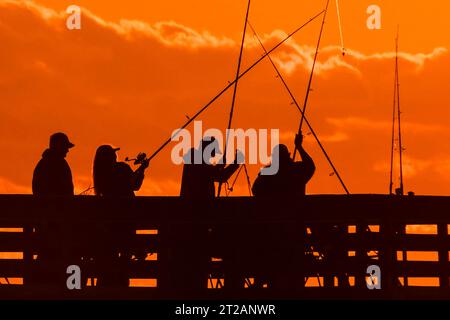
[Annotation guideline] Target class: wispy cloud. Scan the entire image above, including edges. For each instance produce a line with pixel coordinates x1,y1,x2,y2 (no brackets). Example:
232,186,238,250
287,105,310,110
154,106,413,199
343,47,448,67
246,30,447,75
3,0,445,72
0,177,30,194
327,117,450,135
0,0,235,48
374,156,433,178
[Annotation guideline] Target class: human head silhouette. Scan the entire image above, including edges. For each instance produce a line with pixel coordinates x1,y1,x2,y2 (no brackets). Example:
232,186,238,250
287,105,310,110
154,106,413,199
94,145,120,166
259,144,289,176
49,132,74,158
200,136,221,163
93,145,120,195
272,144,291,167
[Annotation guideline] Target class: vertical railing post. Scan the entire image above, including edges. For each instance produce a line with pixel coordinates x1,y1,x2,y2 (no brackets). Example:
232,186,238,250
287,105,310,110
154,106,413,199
380,218,396,297
355,223,366,289
23,224,34,287
296,220,306,297
437,223,449,288
157,220,170,297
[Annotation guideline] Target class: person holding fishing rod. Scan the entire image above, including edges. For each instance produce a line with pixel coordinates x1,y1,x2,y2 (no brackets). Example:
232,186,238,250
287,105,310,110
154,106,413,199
249,133,315,289
252,133,315,198
91,145,150,287
170,137,242,291
93,145,149,197
180,137,241,200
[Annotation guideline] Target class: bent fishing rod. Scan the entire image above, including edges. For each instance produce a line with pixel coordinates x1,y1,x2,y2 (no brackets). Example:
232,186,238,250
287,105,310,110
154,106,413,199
389,27,404,196
145,9,325,163
389,35,398,195
217,0,251,197
248,21,350,195
292,0,330,161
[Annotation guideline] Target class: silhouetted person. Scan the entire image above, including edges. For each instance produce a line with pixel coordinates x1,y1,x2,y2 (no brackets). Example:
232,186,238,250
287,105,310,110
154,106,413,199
175,137,240,292
180,137,240,199
251,133,315,289
252,133,315,197
32,132,75,196
30,133,75,287
93,145,149,197
92,145,149,288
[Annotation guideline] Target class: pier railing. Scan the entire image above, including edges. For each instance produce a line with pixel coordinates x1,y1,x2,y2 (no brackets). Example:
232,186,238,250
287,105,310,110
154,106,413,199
1,194,450,299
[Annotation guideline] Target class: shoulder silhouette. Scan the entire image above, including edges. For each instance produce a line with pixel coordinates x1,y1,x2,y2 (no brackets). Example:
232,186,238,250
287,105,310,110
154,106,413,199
180,137,240,199
32,132,75,196
91,145,150,287
93,145,149,197
252,133,315,198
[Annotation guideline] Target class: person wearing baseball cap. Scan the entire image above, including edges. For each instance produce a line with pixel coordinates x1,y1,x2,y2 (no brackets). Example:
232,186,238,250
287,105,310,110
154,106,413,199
175,137,241,291
180,136,241,199
32,132,75,196
92,144,149,198
91,144,149,287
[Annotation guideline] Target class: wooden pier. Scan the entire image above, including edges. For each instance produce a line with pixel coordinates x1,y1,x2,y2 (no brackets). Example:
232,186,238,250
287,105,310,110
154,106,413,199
0,194,450,300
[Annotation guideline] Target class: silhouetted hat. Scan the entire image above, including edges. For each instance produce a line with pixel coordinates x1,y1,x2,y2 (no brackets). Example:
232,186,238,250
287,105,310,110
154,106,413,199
50,132,75,149
97,145,120,154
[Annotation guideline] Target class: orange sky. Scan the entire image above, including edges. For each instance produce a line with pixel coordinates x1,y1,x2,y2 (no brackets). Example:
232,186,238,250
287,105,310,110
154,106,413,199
0,0,449,196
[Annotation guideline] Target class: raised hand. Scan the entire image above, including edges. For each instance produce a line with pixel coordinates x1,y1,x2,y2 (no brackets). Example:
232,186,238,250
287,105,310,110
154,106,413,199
295,133,304,150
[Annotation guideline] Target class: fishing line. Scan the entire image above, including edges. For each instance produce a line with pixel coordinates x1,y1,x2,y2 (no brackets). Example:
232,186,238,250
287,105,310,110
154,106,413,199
218,0,251,197
335,0,346,56
293,0,331,160
147,10,325,163
247,20,349,195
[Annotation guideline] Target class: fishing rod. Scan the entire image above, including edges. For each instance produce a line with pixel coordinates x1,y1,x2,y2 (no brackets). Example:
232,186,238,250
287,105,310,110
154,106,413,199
145,10,325,163
292,0,330,161
396,28,404,195
248,21,350,194
218,0,251,197
389,27,404,196
389,34,398,195
389,27,407,285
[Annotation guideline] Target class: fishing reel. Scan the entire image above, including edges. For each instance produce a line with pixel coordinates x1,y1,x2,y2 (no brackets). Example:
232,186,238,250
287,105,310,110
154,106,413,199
125,152,148,165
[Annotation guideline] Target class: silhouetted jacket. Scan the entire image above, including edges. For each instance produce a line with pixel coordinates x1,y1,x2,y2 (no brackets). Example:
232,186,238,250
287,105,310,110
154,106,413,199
99,162,144,197
32,149,74,196
180,148,239,199
252,150,315,198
